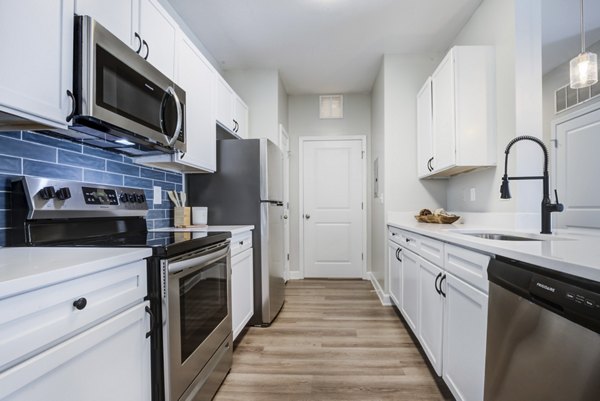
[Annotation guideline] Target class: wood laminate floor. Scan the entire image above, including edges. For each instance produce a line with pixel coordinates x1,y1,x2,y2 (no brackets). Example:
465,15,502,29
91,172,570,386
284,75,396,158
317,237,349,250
214,279,453,401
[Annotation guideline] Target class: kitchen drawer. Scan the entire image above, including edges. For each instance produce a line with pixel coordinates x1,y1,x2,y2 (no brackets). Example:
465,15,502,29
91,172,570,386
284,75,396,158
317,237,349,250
0,260,147,371
419,236,445,266
388,226,405,246
401,230,421,253
230,232,252,257
444,244,491,293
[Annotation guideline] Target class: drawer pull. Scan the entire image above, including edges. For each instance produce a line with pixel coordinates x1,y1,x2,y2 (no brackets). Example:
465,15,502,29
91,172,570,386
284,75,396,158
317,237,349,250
239,241,244,245
73,297,87,310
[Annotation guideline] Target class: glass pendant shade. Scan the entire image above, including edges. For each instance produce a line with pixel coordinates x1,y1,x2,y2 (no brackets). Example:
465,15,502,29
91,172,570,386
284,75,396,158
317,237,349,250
570,52,598,89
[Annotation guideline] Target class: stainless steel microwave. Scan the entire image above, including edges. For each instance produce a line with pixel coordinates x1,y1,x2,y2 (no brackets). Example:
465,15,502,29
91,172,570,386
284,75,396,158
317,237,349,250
61,16,186,155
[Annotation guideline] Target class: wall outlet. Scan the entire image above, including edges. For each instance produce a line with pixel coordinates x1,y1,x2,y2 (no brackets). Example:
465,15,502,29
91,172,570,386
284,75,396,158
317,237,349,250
470,188,477,202
153,186,162,205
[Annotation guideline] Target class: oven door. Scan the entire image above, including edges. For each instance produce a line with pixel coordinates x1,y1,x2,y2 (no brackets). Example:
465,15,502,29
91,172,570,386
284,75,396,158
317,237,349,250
76,16,185,152
164,241,231,401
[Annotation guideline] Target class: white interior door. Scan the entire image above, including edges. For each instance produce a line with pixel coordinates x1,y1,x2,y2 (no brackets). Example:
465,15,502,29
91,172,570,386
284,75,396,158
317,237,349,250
279,125,290,281
301,138,364,278
554,106,600,229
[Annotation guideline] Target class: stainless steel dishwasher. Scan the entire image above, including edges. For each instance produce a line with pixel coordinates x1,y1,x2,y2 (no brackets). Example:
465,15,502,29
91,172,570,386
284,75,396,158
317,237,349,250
484,257,600,401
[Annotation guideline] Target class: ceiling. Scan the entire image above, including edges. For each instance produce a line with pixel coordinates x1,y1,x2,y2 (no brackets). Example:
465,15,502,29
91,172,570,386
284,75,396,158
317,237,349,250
167,0,483,95
542,0,600,74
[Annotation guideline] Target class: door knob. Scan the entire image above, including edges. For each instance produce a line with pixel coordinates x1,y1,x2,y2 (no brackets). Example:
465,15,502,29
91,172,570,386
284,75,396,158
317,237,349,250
283,215,288,219
305,214,311,220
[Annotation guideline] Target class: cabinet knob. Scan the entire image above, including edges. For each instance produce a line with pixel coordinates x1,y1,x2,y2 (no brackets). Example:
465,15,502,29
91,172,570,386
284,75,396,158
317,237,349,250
73,297,87,310
305,214,311,220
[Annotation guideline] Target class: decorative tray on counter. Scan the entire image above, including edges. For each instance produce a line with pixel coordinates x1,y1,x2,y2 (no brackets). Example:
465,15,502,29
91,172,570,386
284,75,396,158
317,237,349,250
415,209,460,224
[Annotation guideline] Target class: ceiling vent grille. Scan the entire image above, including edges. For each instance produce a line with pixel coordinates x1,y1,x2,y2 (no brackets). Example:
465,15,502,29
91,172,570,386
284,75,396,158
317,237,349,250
320,95,343,119
555,81,600,113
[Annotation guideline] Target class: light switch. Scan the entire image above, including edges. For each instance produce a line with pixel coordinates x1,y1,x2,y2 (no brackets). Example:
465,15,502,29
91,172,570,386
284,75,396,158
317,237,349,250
153,186,162,205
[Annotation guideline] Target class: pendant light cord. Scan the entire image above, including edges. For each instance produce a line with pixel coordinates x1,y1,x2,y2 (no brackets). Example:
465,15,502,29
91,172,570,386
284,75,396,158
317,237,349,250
580,0,585,53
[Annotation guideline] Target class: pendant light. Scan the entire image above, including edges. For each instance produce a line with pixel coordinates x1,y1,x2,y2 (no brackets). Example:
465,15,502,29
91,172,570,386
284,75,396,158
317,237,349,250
570,0,598,89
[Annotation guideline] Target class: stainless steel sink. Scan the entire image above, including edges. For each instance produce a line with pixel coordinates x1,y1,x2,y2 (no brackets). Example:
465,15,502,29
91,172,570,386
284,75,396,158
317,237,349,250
460,233,543,241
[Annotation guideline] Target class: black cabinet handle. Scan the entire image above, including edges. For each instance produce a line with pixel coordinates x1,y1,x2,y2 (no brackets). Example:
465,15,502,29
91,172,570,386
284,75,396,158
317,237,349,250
142,40,149,60
66,90,76,122
134,32,142,54
427,157,434,172
397,248,403,262
145,306,154,338
440,274,447,298
434,273,442,295
73,297,87,310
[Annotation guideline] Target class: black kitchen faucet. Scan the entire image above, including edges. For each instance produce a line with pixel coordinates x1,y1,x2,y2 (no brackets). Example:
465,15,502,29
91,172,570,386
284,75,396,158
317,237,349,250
500,135,564,234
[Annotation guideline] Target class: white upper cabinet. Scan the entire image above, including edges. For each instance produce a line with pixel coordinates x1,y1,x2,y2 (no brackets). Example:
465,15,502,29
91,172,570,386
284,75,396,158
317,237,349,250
0,0,74,129
75,0,138,50
137,0,178,80
417,78,434,178
175,36,216,171
216,76,248,138
420,46,496,178
216,76,235,132
233,96,249,139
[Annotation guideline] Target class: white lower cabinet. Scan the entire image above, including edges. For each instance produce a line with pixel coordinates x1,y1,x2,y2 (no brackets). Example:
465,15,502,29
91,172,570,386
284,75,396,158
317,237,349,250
387,240,402,308
0,302,151,401
400,248,419,332
443,272,488,401
231,232,254,341
418,257,444,376
388,226,490,401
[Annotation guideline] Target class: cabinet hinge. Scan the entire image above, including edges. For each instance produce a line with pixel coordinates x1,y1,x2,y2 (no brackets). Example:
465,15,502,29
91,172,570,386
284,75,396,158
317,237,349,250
550,139,558,148
362,253,364,260
287,253,290,261
361,202,364,210
361,150,365,159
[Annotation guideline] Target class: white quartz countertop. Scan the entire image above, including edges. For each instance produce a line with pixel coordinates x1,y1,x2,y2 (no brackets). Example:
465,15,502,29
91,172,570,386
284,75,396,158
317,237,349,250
0,247,152,299
150,225,254,235
387,215,600,282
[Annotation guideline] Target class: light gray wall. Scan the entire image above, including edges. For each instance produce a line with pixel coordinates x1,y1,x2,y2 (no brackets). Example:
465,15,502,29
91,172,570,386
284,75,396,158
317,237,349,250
370,63,386,288
287,93,372,276
278,76,289,132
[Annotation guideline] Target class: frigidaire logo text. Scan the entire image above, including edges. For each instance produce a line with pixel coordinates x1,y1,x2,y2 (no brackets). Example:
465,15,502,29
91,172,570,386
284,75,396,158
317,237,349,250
536,282,555,293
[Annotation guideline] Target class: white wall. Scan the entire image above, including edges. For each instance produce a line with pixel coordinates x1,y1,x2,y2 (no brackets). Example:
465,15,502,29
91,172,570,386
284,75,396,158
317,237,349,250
369,55,447,293
278,75,289,132
287,94,372,277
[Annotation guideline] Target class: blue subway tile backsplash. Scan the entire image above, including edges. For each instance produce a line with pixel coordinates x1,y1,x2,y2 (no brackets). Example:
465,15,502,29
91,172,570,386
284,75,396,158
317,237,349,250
0,131,183,247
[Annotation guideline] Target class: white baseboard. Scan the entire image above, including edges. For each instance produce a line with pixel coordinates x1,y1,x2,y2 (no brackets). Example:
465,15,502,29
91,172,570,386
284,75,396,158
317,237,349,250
288,271,304,280
368,272,391,306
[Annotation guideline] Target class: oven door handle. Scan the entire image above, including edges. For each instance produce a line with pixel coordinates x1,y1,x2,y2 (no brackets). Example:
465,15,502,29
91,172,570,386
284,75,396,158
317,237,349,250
168,244,229,274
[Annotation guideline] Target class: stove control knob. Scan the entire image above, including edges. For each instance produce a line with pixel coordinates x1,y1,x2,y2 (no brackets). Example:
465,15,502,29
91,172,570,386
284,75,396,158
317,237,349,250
128,193,137,202
120,193,129,203
138,194,146,203
39,186,56,200
56,187,72,201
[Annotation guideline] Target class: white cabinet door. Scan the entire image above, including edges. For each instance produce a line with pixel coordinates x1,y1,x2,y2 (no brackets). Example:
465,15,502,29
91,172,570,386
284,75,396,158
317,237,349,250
216,76,235,132
400,248,419,332
443,272,488,401
431,51,456,172
418,257,444,376
137,0,177,80
417,78,434,178
175,36,216,172
231,248,254,341
388,241,402,308
75,0,138,49
0,302,151,401
0,0,73,128
234,96,249,139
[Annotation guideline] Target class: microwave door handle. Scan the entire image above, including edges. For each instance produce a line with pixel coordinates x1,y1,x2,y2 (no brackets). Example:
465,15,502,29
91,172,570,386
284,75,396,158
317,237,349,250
159,86,182,148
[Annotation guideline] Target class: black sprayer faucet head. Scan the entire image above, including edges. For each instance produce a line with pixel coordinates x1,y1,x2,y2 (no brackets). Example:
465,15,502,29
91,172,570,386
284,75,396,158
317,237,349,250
500,174,511,199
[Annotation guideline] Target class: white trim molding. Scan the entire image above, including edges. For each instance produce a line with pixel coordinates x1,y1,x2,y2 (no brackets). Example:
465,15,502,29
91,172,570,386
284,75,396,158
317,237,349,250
288,270,304,280
369,272,392,306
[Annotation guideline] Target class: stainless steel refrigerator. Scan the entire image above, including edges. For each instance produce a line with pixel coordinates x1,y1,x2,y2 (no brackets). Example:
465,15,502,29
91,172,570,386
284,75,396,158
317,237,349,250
187,138,285,326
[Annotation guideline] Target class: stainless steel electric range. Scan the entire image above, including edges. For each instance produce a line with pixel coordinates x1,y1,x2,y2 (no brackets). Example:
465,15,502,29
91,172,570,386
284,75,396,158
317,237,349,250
9,176,232,401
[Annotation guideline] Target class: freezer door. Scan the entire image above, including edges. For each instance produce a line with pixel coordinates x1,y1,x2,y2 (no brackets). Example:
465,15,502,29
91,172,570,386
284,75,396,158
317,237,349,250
260,139,283,202
260,201,285,323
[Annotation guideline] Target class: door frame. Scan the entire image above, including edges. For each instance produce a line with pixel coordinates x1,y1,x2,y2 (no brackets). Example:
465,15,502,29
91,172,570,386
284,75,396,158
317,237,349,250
279,124,290,282
298,135,368,279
